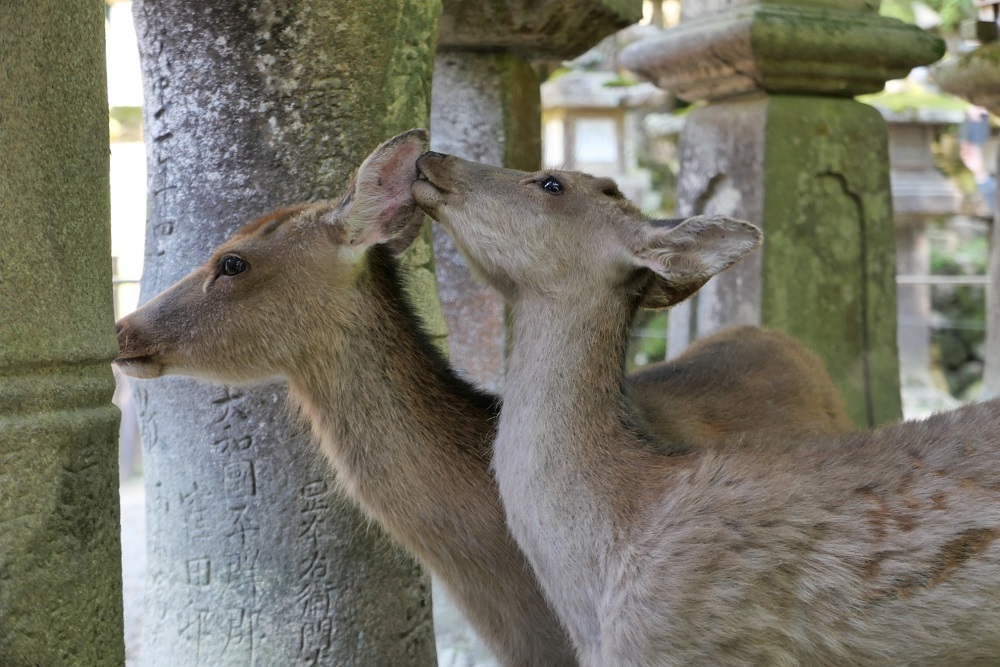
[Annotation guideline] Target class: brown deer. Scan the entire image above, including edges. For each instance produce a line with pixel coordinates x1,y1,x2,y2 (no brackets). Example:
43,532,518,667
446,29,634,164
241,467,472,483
115,130,851,667
413,151,1000,667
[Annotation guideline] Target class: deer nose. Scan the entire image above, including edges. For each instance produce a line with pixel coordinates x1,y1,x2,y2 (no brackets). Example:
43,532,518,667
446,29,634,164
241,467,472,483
115,321,124,335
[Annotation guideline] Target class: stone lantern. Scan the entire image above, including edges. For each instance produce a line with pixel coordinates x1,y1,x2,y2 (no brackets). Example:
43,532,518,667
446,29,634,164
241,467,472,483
621,1,945,426
541,69,667,208
878,105,964,408
935,39,1000,398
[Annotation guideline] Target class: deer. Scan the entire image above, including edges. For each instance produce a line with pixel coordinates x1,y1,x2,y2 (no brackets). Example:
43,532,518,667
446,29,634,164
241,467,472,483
114,130,853,667
412,150,1000,667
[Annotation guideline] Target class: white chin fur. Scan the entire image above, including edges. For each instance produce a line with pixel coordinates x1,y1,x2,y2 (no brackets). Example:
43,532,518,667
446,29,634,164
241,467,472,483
113,358,165,380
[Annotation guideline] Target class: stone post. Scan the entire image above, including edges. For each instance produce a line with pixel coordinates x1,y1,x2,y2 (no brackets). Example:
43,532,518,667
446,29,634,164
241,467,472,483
132,2,442,665
0,1,124,665
935,43,1000,399
431,0,642,389
623,1,944,427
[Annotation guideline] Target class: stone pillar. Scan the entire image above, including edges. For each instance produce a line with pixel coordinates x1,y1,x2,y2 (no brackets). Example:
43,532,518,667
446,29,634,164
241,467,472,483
935,43,1000,399
431,0,642,390
132,2,442,665
623,1,944,427
430,53,540,389
0,1,124,665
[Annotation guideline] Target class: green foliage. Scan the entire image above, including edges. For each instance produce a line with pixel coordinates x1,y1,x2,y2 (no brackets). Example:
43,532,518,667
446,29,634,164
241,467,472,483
880,0,976,33
109,106,143,142
627,311,669,370
929,225,988,398
546,66,573,82
857,89,968,114
603,74,641,88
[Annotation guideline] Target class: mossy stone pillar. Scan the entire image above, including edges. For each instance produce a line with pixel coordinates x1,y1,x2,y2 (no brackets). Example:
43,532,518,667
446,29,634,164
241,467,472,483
0,1,124,665
623,1,944,427
935,44,1000,399
132,2,442,665
431,0,641,389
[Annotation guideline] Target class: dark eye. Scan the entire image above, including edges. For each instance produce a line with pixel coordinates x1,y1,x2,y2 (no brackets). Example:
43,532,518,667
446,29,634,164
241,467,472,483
220,255,247,277
540,177,563,194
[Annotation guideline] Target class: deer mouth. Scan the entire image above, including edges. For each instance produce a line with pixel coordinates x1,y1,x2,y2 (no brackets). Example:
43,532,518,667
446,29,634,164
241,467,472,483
411,156,453,215
113,352,166,379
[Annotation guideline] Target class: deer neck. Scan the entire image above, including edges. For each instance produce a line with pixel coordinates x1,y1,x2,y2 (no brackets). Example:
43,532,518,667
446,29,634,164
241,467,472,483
281,250,583,666
497,286,652,650
284,247,500,562
504,289,637,435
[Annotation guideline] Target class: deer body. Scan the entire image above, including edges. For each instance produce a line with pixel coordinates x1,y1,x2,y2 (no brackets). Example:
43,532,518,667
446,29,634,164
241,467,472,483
413,152,1000,666
114,131,851,667
628,325,854,446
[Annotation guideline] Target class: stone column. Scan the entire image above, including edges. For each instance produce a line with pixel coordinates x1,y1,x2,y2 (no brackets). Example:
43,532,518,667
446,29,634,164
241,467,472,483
935,43,1000,399
623,1,944,427
132,2,442,665
0,1,124,665
431,0,642,390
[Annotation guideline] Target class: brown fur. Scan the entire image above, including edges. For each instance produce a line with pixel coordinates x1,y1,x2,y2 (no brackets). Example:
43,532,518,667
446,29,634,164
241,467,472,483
629,326,855,449
413,151,1000,666
114,131,851,667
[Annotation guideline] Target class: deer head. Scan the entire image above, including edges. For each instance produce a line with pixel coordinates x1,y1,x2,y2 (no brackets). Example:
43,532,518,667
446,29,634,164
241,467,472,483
115,129,429,384
411,153,761,309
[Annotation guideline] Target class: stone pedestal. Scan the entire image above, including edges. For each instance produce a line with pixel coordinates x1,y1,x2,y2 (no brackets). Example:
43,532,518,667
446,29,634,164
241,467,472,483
935,43,1000,399
0,1,124,664
132,2,442,665
431,0,641,390
623,1,944,426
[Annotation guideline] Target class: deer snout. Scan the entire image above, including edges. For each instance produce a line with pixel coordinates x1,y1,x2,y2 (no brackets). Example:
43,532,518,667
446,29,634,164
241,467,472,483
113,315,168,379
412,153,457,215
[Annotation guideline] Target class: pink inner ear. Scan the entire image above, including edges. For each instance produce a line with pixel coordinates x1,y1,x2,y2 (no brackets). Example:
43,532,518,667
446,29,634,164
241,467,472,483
348,130,428,248
368,141,423,224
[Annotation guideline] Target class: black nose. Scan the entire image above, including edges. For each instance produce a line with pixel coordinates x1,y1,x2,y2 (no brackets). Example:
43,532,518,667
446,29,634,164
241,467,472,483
115,322,123,335
423,151,448,158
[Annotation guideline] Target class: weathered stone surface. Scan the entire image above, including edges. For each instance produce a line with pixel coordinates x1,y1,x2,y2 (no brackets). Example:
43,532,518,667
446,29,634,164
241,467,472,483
622,4,944,101
132,1,442,665
430,52,541,390
934,44,1000,114
883,115,963,218
673,96,902,427
438,0,641,58
626,0,933,426
680,0,879,21
0,1,124,665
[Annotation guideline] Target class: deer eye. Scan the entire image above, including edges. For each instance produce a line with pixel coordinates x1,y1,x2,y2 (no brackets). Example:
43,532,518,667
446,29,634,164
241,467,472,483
540,177,563,194
220,255,247,277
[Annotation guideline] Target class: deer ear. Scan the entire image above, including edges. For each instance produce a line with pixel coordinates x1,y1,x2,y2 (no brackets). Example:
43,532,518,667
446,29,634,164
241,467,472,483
337,128,429,256
634,215,761,309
